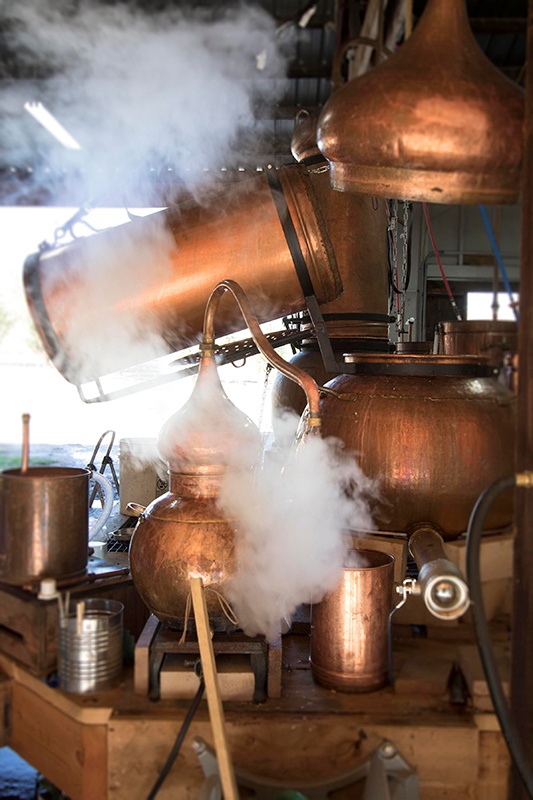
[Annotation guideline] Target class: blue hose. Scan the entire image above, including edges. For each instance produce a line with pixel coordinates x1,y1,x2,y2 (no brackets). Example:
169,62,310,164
479,205,519,323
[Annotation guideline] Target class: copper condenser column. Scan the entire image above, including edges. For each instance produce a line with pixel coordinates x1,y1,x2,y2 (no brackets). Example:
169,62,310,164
310,549,394,693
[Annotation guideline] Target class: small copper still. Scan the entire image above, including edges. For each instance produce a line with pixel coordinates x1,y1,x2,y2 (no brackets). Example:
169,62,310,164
310,549,394,693
316,0,524,204
129,280,321,631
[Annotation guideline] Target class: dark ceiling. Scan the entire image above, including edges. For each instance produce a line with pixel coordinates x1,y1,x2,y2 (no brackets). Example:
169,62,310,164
0,0,528,206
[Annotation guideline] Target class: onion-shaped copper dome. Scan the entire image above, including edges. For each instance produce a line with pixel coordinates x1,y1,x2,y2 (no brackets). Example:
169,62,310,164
316,0,524,205
157,354,262,475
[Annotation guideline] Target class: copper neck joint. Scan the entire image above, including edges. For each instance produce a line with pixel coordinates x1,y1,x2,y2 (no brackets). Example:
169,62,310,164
203,280,321,428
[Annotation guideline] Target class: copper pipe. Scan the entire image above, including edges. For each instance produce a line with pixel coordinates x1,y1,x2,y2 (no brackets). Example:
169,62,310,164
409,526,470,620
203,280,321,428
21,413,30,474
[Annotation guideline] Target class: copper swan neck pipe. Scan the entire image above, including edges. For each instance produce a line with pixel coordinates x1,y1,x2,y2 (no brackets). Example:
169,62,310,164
202,279,321,428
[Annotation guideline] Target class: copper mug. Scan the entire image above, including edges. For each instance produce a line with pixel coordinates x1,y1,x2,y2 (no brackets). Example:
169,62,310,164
310,548,395,693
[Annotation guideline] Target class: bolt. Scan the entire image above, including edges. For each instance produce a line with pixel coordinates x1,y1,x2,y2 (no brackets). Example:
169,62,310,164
380,741,397,758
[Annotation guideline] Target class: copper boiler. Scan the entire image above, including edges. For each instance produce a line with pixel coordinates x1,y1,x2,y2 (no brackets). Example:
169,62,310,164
318,354,516,539
24,164,342,387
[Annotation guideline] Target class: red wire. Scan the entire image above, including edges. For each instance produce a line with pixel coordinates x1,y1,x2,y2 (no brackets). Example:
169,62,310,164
422,203,462,320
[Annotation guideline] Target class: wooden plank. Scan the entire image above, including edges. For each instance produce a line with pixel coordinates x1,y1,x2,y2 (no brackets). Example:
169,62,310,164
477,730,510,800
0,672,11,747
159,654,254,702
267,633,282,699
108,715,481,799
0,652,113,725
349,532,408,585
444,532,514,582
458,644,511,712
190,578,238,800
394,641,455,696
10,682,107,800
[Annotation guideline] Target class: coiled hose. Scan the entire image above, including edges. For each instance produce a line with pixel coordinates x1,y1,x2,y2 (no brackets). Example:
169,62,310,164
466,476,533,798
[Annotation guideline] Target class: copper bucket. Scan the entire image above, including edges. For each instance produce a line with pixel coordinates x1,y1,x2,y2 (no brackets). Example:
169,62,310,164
310,549,394,693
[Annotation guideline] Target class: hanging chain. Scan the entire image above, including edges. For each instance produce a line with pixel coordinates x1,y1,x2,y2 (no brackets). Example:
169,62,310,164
388,199,400,324
257,361,273,433
398,200,410,338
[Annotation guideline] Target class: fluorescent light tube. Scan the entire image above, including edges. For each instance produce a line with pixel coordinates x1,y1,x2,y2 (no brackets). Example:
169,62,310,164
24,101,82,150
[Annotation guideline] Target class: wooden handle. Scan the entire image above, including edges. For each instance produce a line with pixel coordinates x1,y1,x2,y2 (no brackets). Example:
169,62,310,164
21,413,30,474
190,578,239,800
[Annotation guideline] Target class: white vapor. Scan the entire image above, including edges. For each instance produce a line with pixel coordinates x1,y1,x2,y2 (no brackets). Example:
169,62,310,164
217,410,379,642
2,0,289,201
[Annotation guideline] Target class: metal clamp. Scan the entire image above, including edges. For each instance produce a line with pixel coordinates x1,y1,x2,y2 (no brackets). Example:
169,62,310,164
193,737,418,800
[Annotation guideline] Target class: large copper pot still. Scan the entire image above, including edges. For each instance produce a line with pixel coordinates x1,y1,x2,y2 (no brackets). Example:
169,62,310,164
318,354,516,540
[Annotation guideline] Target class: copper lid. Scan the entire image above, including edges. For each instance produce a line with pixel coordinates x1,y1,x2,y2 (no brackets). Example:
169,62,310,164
156,355,262,475
316,0,524,205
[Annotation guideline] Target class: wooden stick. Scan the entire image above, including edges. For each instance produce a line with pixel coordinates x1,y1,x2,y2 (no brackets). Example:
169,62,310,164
190,578,239,800
21,413,30,474
76,601,85,636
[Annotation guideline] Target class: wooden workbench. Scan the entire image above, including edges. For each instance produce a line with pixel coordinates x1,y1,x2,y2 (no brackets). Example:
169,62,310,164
0,620,511,800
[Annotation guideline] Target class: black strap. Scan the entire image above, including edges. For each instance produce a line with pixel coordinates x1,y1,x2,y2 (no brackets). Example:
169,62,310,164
321,312,395,323
265,168,315,299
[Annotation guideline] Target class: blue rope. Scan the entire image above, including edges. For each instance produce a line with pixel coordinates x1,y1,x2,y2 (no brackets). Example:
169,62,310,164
479,205,519,323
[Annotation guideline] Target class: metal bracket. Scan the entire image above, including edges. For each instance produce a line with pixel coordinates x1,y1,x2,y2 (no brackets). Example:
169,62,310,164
192,737,418,800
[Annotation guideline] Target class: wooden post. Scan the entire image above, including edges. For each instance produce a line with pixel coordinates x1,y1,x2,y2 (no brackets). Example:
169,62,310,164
510,2,533,796
190,578,239,800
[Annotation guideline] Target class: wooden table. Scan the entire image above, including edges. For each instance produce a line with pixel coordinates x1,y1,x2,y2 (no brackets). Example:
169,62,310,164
0,620,511,800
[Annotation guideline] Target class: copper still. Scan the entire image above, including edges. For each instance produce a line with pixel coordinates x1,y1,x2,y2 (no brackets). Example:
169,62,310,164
23,164,341,387
271,111,391,424
437,320,519,390
310,549,394,693
318,354,516,539
129,280,321,631
316,0,524,204
129,353,262,631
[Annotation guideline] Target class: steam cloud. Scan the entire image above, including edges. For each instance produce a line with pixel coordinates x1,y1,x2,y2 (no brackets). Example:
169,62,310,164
218,410,379,642
9,0,292,382
2,0,290,202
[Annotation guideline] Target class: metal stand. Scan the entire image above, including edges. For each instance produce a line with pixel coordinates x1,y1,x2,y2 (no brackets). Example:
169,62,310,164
193,737,418,800
86,429,120,507
140,618,268,703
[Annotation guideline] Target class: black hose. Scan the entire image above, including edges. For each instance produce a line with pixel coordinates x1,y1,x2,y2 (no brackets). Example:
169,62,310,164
146,678,206,800
466,476,533,799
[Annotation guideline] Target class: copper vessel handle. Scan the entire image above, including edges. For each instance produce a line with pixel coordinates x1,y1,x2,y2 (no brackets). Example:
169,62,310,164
203,279,321,428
